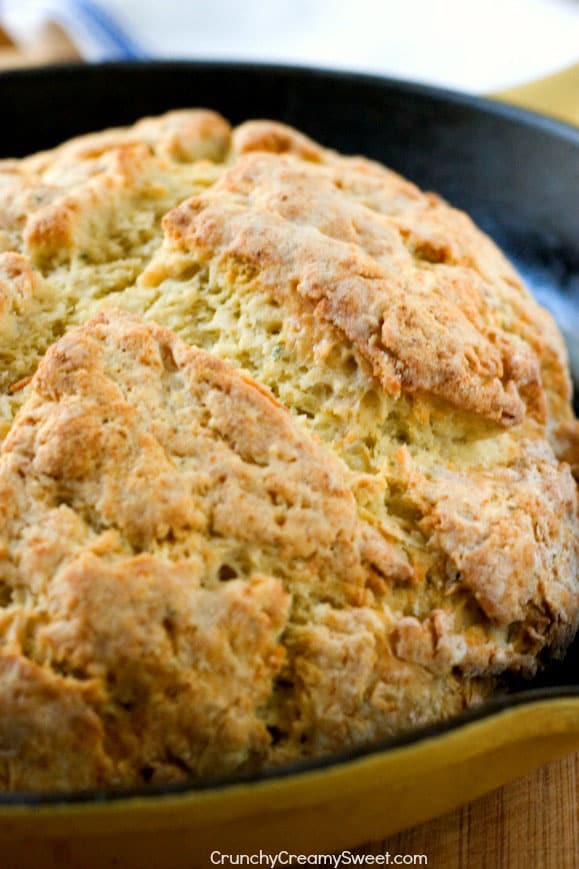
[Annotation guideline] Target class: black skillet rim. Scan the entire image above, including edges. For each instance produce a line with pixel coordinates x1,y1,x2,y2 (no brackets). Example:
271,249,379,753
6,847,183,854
0,59,578,145
0,59,577,807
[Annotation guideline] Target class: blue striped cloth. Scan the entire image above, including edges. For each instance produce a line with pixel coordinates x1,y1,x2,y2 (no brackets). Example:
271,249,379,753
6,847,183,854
63,0,144,58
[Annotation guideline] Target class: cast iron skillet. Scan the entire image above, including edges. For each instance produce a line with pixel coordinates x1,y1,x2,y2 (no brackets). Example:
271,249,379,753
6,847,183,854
0,61,577,806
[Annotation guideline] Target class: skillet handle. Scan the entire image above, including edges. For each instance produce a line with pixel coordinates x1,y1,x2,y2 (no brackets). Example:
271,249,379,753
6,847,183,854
491,63,579,127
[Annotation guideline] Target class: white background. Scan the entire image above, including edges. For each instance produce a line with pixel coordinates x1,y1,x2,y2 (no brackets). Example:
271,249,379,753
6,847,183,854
2,0,579,92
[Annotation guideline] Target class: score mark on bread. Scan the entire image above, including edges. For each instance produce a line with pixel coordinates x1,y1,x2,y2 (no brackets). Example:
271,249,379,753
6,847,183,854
0,111,576,790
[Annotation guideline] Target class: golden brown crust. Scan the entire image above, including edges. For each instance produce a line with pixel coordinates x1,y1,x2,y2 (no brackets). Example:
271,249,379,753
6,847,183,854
0,311,420,785
0,109,231,266
163,152,546,426
0,655,110,792
397,444,577,627
0,113,576,792
229,122,573,423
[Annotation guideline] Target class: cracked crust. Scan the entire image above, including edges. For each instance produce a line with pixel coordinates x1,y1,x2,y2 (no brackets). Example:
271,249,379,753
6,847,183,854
164,152,545,426
0,113,577,791
0,311,420,786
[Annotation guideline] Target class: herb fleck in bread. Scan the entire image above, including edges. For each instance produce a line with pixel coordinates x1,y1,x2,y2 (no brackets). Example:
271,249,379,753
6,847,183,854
0,112,577,790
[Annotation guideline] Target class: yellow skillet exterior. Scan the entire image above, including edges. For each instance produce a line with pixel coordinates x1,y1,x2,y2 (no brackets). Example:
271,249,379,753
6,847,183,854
0,697,578,866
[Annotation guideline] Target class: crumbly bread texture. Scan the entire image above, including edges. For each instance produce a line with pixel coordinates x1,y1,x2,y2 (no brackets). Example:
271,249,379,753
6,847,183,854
0,111,577,791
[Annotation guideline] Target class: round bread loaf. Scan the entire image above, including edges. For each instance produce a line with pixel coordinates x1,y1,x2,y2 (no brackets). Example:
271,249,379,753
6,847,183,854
0,111,577,791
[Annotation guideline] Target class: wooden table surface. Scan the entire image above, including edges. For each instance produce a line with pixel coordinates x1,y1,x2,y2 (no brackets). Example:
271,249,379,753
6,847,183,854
355,753,579,868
